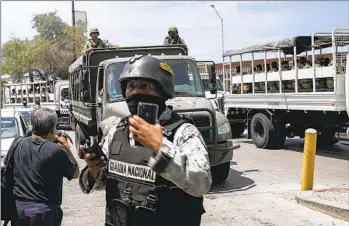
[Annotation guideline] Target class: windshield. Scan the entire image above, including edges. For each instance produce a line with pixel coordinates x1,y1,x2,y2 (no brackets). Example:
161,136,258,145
60,87,70,100
105,59,205,102
1,117,19,139
19,111,31,125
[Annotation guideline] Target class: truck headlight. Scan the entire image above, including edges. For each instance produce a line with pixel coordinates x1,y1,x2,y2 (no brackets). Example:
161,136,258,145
218,122,230,135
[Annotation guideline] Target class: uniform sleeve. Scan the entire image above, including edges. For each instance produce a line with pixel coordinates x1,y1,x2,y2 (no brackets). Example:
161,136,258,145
79,119,120,194
180,38,187,46
147,123,212,197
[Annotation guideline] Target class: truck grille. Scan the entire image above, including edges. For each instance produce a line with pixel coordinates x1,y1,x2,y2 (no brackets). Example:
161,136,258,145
191,116,211,143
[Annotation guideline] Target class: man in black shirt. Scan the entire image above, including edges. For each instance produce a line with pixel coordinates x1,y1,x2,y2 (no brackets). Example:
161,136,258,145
11,108,79,226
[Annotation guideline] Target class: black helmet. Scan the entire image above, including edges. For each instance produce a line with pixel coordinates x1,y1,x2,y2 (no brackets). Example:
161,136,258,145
118,55,175,99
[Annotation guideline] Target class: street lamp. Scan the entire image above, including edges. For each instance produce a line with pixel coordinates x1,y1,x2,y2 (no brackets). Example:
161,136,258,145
210,4,226,90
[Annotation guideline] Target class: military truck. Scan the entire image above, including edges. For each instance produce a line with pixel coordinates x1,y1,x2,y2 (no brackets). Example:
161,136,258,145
222,27,349,148
1,80,72,129
68,45,240,184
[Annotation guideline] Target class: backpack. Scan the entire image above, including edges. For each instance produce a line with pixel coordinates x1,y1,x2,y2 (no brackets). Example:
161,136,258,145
1,136,24,225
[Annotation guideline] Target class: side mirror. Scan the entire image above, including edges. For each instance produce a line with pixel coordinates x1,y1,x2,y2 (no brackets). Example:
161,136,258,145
207,64,217,94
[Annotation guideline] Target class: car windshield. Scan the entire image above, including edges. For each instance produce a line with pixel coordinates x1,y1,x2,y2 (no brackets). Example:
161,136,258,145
1,117,19,139
105,59,205,102
19,111,31,125
60,87,70,100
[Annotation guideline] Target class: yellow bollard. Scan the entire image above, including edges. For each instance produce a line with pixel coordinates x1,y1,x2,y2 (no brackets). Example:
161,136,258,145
301,128,318,191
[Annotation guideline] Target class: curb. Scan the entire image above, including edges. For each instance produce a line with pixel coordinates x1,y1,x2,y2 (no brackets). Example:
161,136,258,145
295,195,349,222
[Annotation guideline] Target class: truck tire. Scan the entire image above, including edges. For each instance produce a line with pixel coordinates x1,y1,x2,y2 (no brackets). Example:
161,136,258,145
230,122,246,138
251,113,277,149
211,162,230,184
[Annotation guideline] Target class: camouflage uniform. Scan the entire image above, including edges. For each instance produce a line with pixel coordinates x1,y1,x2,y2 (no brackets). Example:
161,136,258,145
163,26,187,51
82,28,112,54
79,55,211,226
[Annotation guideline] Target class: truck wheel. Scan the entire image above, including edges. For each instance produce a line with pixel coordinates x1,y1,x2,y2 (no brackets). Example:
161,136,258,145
230,122,246,138
251,113,276,149
211,162,230,184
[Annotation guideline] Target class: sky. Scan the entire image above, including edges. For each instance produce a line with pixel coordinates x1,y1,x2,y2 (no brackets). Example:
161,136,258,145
1,1,349,63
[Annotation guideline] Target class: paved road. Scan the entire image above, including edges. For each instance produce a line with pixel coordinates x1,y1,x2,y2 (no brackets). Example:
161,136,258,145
59,131,349,226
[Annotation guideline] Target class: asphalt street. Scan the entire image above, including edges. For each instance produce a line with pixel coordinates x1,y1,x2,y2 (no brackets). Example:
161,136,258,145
32,131,349,225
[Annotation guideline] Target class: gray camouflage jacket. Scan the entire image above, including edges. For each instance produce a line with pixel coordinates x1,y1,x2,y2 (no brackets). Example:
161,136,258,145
79,111,212,197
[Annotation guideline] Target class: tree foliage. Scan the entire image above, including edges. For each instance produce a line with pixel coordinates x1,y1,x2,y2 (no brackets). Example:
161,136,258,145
1,11,111,81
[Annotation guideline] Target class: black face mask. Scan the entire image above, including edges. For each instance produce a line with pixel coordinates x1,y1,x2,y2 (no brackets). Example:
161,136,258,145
126,93,166,117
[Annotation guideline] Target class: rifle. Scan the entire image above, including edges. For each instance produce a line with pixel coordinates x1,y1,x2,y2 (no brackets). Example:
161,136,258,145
68,105,107,160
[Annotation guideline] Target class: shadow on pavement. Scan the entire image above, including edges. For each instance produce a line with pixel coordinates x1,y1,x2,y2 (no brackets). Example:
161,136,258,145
209,169,256,194
283,138,349,161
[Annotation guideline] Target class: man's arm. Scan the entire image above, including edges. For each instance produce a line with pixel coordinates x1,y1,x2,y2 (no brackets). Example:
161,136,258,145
163,37,170,45
56,146,79,180
79,118,120,194
82,41,91,55
148,123,212,197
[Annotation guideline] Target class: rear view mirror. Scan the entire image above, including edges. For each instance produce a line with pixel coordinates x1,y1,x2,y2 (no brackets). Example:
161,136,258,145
206,64,217,94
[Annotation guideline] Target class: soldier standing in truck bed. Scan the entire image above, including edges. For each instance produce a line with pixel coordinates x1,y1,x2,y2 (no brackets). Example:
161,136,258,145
163,26,188,53
82,28,120,55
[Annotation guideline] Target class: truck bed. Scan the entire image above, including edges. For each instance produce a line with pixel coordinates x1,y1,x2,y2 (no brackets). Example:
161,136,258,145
224,92,347,112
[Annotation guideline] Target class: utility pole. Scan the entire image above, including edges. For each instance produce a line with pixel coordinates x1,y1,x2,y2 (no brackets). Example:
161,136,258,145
210,4,225,90
72,1,77,61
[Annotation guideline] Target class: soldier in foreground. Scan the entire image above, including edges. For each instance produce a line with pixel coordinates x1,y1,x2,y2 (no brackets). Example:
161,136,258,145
163,26,188,52
79,55,212,226
82,28,120,54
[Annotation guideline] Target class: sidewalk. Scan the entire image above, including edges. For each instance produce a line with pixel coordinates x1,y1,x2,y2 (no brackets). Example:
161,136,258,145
295,187,349,222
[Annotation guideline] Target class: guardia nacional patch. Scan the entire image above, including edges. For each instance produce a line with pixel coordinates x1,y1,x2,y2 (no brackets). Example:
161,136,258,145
160,62,174,76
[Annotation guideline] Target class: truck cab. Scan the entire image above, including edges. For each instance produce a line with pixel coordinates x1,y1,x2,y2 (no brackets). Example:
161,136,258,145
69,45,240,184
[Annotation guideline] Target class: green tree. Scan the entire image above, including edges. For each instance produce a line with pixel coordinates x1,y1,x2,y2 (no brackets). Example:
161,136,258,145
1,11,115,81
32,11,68,40
1,12,86,80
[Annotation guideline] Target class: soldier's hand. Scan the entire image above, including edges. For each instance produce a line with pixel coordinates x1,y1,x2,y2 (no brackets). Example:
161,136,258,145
114,44,121,49
128,115,163,152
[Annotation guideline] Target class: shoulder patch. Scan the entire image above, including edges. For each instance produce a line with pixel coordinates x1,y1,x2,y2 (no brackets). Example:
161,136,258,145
160,62,174,76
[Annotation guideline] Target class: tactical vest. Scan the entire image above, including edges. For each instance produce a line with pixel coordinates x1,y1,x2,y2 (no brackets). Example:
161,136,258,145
88,38,103,48
166,36,184,45
105,110,205,226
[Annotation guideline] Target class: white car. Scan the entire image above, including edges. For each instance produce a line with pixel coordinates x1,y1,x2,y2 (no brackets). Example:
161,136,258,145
202,77,228,112
15,107,32,128
1,110,30,162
